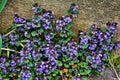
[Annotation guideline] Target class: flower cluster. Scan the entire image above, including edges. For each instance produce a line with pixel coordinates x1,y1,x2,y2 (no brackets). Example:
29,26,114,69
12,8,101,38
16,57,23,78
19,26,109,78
0,57,8,74
73,74,82,80
14,13,26,24
78,22,119,72
20,65,31,80
62,40,78,59
9,33,18,45
1,3,120,80
68,3,79,17
41,11,54,30
56,15,73,38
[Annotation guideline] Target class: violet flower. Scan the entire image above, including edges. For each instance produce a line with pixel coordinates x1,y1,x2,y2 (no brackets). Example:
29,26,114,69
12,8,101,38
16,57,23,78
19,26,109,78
14,13,26,24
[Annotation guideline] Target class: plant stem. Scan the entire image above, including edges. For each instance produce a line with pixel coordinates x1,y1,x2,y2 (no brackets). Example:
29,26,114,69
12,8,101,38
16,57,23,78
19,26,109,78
1,48,20,53
108,56,120,80
4,29,16,37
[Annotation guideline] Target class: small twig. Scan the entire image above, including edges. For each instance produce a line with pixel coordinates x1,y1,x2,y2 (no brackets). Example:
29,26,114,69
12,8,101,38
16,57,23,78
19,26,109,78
108,56,120,80
114,50,120,59
4,29,16,37
1,48,20,53
20,43,25,48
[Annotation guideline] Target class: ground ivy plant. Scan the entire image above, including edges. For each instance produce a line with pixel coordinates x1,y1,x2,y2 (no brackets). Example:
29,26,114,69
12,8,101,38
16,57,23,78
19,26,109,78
0,3,120,80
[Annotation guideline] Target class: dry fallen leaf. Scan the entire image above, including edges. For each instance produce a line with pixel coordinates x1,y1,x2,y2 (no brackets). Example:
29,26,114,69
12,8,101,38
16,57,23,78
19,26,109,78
63,68,68,73
72,64,77,69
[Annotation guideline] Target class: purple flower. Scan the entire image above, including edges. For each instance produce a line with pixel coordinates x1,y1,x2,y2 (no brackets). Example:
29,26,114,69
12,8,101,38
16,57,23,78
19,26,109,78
73,74,82,80
89,44,97,50
114,41,120,50
0,57,8,74
26,22,36,30
43,76,48,80
20,65,31,80
41,11,54,30
102,54,107,60
42,23,49,29
35,62,49,73
69,3,79,17
31,49,39,60
11,60,17,67
17,26,25,32
14,13,26,24
67,40,78,55
35,77,39,80
106,22,118,33
11,68,16,72
21,71,31,80
32,3,43,15
97,65,105,72
9,33,18,45
63,16,72,24
1,35,6,47
0,78,4,80
45,34,51,43
56,15,72,34
26,40,33,52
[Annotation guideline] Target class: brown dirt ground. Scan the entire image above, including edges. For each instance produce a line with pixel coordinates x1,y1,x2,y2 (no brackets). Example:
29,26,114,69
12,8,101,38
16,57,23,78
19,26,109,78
0,0,120,80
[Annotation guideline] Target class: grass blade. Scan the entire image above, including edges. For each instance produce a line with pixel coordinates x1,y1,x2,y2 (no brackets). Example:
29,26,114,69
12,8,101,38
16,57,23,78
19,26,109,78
0,0,7,12
0,35,2,54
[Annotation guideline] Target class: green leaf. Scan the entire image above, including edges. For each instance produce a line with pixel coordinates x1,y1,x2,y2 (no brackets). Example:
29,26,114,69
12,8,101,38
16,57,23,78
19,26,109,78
77,52,83,57
15,41,20,46
28,62,33,67
86,56,91,62
14,24,24,27
37,21,41,27
66,36,71,42
47,75,52,80
52,73,56,76
67,22,74,28
17,77,22,80
16,68,20,71
26,33,31,38
84,44,88,49
9,24,24,30
38,7,43,13
82,76,88,80
69,69,72,73
54,69,59,74
60,33,64,37
79,69,91,75
29,74,33,80
78,62,88,67
69,61,74,65
31,31,37,36
54,76,59,80
74,10,79,14
99,70,105,75
117,64,120,71
62,58,66,62
5,62,9,66
40,28,44,33
4,79,9,80
21,40,28,43
0,0,7,12
64,63,69,68
56,61,62,66
0,35,2,54
67,30,74,36
67,9,72,14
